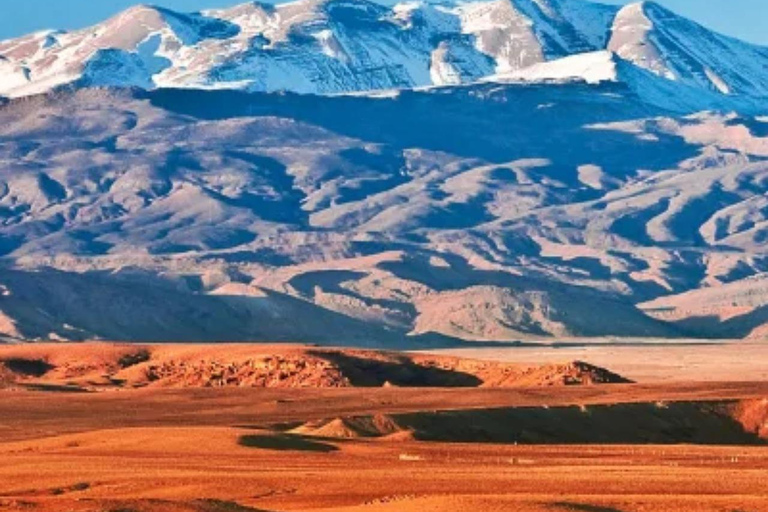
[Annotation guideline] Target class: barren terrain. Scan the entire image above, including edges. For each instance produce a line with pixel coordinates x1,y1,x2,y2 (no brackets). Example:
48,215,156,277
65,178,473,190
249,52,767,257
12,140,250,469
0,343,767,512
1,85,768,345
0,343,631,391
1,0,768,509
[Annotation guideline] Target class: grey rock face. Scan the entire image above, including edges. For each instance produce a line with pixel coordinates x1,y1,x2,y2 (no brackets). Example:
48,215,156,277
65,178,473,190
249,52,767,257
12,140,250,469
0,83,766,343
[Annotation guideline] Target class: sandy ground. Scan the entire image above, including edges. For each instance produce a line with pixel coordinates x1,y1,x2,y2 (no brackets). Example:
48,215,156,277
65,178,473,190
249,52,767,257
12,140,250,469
1,382,768,512
1,343,767,512
2,425,768,512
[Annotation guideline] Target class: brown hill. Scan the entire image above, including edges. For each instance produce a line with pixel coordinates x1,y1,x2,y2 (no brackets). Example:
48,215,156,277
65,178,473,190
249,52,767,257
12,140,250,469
0,343,631,391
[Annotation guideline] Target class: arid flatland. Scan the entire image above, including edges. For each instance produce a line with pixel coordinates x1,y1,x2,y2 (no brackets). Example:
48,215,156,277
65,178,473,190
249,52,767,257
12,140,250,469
0,343,767,512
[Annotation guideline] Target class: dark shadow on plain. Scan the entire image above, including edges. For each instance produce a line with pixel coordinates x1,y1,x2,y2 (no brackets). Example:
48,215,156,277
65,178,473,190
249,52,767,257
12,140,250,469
551,502,627,512
19,383,91,393
394,403,766,445
103,498,275,512
238,434,339,453
194,498,275,512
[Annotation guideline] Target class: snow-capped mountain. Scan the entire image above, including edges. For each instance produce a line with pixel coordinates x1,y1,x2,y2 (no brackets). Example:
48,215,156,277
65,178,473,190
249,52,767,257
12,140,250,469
2,0,768,345
608,2,768,97
1,0,767,101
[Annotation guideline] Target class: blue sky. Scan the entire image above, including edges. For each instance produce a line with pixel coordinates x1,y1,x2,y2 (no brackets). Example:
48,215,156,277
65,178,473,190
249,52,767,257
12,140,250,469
0,0,765,45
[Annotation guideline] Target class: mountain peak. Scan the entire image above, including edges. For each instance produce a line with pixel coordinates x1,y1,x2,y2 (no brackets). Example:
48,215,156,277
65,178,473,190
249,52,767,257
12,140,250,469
609,0,768,96
120,3,164,15
0,0,766,100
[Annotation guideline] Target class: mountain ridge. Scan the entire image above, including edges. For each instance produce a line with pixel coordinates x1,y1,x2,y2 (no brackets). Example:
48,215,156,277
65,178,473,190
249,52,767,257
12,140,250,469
1,0,767,104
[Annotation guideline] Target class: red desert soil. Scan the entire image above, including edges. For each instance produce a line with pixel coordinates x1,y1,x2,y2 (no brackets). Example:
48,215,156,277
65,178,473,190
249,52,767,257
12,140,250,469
0,343,767,512
0,343,630,390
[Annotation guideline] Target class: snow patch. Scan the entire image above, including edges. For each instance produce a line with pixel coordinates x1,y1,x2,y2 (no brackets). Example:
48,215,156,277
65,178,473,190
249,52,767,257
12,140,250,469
705,68,731,95
491,50,618,85
312,29,348,61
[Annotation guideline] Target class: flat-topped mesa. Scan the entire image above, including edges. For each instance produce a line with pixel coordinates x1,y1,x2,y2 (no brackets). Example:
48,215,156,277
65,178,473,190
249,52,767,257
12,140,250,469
1,0,765,99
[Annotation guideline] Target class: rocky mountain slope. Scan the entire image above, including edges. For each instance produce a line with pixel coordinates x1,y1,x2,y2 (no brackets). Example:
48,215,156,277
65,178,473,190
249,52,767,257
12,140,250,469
0,0,767,344
0,81,766,343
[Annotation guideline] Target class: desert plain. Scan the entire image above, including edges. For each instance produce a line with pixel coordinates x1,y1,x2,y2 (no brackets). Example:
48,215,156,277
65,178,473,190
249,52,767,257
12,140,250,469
0,342,767,512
